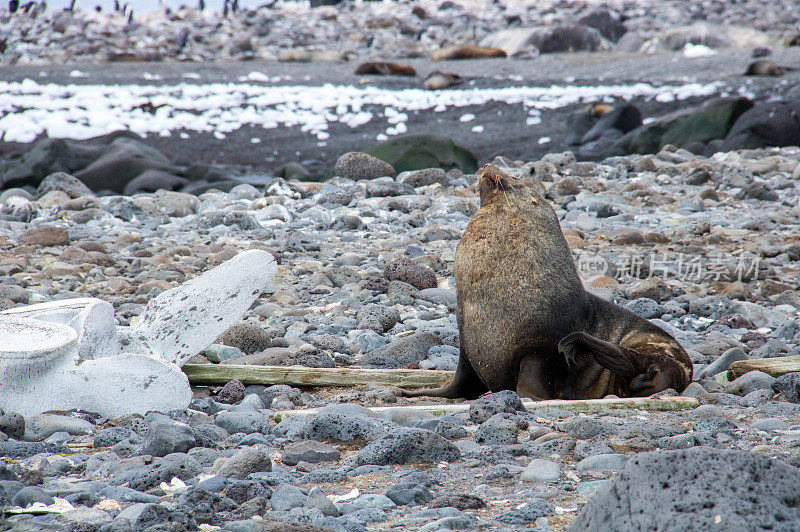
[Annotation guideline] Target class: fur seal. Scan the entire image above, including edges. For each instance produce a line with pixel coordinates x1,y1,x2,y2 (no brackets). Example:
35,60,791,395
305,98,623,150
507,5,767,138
431,45,507,61
424,71,463,90
744,60,796,77
355,62,417,77
403,165,692,400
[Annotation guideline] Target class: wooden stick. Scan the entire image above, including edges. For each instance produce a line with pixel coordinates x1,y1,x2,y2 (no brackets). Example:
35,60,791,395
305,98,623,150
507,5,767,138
271,396,698,422
728,355,800,380
182,364,454,388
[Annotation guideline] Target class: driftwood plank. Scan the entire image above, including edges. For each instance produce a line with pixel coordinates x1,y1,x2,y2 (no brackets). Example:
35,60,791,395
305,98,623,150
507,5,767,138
728,355,800,380
182,364,454,388
271,396,698,421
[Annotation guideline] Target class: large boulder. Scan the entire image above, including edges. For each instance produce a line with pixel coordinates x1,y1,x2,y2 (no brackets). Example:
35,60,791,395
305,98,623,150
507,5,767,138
0,138,96,189
75,137,178,192
721,101,800,151
0,131,137,190
570,448,800,531
528,25,606,54
365,135,477,174
578,9,625,42
618,97,753,155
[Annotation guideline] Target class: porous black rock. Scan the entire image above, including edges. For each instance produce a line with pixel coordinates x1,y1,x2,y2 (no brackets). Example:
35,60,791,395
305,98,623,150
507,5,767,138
570,448,800,531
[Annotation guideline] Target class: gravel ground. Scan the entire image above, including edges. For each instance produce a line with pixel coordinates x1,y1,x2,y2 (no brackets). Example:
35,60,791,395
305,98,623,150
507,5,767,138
1,141,800,530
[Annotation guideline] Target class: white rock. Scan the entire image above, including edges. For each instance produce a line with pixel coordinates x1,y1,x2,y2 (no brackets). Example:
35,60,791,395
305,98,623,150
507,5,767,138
0,351,190,418
2,297,119,360
131,249,277,366
0,317,78,395
0,315,190,417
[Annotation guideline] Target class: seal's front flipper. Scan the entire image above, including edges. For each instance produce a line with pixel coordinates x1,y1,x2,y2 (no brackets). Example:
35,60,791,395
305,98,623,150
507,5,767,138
401,351,488,399
558,331,645,377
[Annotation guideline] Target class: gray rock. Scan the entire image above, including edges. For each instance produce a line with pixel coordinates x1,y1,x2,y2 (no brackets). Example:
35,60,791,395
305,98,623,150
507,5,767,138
337,493,396,514
304,486,339,517
270,483,308,511
123,169,188,195
396,168,447,187
203,344,245,363
282,441,341,465
24,413,95,441
625,297,663,319
12,486,55,507
218,323,272,354
93,427,142,448
356,303,400,333
215,411,270,435
36,172,93,199
98,486,160,503
474,414,519,446
495,497,554,524
573,439,614,460
520,459,562,481
699,347,748,378
570,448,800,531
362,332,442,367
385,482,432,506
0,284,29,304
773,372,800,403
335,152,396,180
469,391,527,424
725,370,776,396
750,418,788,432
0,409,25,440
0,441,69,458
57,507,112,528
306,408,388,442
555,416,618,438
140,421,197,457
217,447,272,479
273,416,310,441
429,494,486,509
116,502,197,530
356,428,460,465
576,453,628,475
384,258,437,290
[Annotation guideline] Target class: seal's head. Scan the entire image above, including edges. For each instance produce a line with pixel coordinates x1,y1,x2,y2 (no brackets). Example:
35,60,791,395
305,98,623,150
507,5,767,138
477,164,534,207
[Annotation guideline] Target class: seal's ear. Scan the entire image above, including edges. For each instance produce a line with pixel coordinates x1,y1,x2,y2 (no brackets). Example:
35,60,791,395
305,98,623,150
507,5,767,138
558,332,646,378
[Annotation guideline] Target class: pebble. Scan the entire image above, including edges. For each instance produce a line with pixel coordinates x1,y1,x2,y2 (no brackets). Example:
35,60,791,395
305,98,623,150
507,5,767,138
520,459,562,482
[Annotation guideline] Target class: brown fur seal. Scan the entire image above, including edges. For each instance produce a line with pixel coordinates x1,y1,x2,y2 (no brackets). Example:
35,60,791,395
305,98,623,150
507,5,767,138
744,60,796,77
431,45,507,61
403,165,692,400
355,62,417,77
424,71,464,90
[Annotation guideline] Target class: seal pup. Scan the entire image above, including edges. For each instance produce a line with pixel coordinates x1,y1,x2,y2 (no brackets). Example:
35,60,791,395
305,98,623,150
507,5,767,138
424,71,463,90
403,165,691,400
355,61,417,77
744,60,796,77
432,45,507,61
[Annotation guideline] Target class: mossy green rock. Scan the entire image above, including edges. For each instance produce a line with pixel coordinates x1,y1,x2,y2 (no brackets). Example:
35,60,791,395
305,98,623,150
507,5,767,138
619,97,753,154
365,135,478,174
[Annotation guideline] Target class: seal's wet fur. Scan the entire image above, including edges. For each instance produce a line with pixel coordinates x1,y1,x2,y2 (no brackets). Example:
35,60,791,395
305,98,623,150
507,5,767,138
403,164,692,400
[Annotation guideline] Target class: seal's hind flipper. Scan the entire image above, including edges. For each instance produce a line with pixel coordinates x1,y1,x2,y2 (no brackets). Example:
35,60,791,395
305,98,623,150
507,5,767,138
401,351,488,399
558,331,645,377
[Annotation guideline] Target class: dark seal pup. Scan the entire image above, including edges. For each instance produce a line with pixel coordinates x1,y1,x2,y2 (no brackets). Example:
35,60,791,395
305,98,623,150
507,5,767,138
403,165,692,400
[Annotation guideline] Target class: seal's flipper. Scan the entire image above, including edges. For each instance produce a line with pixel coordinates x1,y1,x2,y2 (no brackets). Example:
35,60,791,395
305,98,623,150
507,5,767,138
401,351,488,399
558,331,645,377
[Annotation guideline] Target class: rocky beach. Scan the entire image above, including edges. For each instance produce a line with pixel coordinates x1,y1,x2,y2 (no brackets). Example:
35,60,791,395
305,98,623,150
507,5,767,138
2,1,800,531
